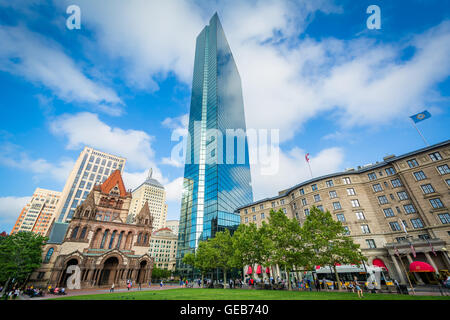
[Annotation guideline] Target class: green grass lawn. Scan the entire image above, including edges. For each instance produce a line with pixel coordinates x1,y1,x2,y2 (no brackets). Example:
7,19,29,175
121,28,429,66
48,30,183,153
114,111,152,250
53,288,450,300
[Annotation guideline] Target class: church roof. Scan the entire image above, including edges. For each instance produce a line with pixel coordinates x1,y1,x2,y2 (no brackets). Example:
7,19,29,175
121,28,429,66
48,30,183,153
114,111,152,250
133,168,164,191
47,222,69,244
136,200,153,226
99,169,129,196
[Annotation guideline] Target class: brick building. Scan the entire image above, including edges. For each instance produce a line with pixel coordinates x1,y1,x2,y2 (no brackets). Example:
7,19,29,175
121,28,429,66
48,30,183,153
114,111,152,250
29,170,154,289
237,140,450,285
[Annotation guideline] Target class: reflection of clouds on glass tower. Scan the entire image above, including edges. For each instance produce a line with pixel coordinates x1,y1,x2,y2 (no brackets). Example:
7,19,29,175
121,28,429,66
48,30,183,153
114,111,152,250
176,13,253,274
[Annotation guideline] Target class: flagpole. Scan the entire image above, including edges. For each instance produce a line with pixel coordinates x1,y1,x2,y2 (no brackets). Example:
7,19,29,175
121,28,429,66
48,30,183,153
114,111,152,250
410,118,429,146
307,161,313,179
305,153,313,178
397,252,416,295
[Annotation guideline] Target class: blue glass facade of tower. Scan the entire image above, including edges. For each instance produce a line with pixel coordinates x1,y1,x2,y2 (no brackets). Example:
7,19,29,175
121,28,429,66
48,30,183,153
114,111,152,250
176,14,253,274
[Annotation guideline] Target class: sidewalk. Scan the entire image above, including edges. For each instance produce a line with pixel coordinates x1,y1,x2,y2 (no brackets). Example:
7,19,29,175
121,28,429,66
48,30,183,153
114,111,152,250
18,284,183,300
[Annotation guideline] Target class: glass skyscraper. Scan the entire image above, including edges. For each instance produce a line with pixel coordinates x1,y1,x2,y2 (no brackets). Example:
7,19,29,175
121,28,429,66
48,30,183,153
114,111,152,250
176,13,253,275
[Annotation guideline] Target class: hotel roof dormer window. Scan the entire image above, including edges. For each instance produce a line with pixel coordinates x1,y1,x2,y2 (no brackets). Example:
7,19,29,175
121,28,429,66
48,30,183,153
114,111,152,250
385,167,396,176
407,159,419,168
311,184,318,191
429,152,442,161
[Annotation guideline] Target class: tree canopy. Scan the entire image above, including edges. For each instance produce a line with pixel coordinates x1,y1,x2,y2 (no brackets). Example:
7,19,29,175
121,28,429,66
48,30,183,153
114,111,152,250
183,207,366,290
302,206,367,289
0,231,47,287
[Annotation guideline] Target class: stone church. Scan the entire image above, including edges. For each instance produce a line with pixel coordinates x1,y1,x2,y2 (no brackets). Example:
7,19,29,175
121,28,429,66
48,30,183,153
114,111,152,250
29,170,154,289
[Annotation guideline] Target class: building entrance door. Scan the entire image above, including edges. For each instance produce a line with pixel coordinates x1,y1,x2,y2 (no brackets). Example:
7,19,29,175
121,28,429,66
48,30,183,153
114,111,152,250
100,257,119,286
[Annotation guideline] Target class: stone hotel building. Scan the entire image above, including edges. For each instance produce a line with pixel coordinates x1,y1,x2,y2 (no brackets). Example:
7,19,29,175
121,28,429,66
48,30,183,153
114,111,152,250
237,140,450,284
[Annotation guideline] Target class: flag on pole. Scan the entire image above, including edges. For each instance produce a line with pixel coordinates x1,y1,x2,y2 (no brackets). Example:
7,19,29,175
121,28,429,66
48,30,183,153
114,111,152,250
400,219,408,234
409,242,417,258
305,153,313,178
410,110,431,123
394,246,400,258
426,239,437,257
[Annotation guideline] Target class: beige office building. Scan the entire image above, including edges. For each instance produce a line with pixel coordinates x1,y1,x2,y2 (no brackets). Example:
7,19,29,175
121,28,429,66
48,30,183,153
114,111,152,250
11,188,61,236
54,146,126,223
166,219,179,236
149,227,178,271
128,169,167,230
237,140,450,285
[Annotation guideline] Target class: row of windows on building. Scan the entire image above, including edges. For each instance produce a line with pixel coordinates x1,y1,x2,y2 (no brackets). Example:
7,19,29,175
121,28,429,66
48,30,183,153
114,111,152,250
244,163,448,216
88,155,121,168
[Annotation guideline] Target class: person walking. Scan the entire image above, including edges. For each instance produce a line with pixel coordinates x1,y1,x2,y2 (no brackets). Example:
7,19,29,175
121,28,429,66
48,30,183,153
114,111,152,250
160,280,164,289
354,277,363,299
127,281,131,291
394,279,401,294
110,283,115,293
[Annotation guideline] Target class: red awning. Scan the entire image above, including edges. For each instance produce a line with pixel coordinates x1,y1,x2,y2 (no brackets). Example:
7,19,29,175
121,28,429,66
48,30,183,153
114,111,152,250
247,266,253,274
409,261,435,273
372,259,388,271
315,265,321,270
256,265,262,274
265,267,270,274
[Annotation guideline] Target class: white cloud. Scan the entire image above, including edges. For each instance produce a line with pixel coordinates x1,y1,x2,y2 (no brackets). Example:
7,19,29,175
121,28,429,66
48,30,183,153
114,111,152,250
0,196,30,232
251,146,344,201
0,25,123,115
45,0,449,142
161,114,189,168
0,142,74,183
57,0,205,90
165,176,184,202
50,112,159,172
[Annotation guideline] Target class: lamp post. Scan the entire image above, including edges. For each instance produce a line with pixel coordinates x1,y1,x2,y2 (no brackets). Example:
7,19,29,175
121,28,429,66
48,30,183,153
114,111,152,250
357,249,368,282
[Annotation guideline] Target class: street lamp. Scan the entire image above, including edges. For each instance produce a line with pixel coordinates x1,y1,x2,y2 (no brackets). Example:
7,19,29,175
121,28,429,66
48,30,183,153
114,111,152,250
357,248,369,287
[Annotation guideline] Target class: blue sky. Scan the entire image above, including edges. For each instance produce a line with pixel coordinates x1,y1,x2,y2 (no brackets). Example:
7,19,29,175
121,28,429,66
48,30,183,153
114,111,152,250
0,0,449,232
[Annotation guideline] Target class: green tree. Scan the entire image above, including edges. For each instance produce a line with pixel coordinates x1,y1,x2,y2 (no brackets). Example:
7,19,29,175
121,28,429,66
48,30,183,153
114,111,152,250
183,241,216,288
208,229,235,288
266,209,311,290
301,206,367,290
0,232,47,289
151,267,171,280
232,223,271,279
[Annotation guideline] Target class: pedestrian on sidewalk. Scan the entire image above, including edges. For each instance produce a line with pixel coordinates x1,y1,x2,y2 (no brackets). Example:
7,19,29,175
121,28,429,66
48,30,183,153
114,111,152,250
139,282,141,290
160,280,164,289
110,283,115,293
127,282,131,291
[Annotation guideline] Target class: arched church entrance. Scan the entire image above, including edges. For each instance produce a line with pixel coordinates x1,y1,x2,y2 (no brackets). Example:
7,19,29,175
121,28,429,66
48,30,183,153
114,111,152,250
100,257,119,286
136,260,148,285
59,258,79,287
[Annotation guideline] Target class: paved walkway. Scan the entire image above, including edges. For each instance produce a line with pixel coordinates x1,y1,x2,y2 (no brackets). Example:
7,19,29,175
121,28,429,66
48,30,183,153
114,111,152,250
18,284,183,300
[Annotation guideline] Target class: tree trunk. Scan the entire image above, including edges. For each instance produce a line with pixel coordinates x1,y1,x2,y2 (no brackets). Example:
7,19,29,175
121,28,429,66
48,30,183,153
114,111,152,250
333,265,341,290
286,267,292,291
223,268,227,289
1,277,11,297
201,273,204,288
